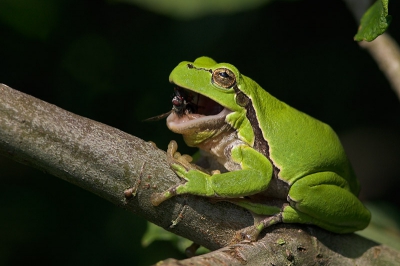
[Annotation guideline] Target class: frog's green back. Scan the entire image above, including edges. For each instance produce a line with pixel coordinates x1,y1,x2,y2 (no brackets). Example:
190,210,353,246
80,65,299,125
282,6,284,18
241,77,360,195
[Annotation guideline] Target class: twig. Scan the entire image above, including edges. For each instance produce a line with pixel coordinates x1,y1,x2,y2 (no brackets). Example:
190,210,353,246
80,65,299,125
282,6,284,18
359,33,400,100
344,0,400,100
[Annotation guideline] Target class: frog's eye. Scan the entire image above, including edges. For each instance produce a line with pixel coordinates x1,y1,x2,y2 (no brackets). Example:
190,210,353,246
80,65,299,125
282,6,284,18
212,68,236,88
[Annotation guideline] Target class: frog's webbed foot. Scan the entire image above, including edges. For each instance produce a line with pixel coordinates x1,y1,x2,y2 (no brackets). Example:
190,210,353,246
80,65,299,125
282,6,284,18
232,213,283,243
167,140,193,170
167,140,208,174
151,141,208,207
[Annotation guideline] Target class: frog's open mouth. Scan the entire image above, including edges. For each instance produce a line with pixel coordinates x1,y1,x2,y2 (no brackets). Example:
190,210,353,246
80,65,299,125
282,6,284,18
166,86,232,134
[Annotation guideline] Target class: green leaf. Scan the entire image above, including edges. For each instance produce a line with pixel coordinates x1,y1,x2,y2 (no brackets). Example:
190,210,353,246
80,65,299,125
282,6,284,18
141,222,180,247
142,222,209,254
114,0,273,19
0,0,60,40
354,0,392,42
356,202,400,250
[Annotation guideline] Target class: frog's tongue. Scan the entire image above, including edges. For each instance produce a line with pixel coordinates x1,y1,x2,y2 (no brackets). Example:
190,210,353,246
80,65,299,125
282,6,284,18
166,90,232,134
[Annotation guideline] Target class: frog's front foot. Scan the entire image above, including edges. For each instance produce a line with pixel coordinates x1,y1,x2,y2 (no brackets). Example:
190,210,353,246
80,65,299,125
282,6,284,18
232,214,283,243
167,140,195,171
151,141,196,207
167,140,207,174
151,191,173,206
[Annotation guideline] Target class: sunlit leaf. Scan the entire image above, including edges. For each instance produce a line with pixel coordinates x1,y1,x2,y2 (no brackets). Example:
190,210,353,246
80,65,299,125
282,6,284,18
354,0,391,42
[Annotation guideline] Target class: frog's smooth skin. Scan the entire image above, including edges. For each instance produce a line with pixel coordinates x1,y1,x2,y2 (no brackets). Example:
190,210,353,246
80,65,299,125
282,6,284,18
151,57,371,241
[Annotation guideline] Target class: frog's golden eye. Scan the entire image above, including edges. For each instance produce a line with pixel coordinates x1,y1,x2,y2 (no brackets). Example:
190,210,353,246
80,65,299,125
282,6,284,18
212,68,236,88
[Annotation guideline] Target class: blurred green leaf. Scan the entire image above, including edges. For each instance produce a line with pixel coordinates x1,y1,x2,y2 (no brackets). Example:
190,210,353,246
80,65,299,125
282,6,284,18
354,0,391,42
141,222,179,246
61,34,115,93
357,201,400,250
142,222,209,254
0,0,60,40
114,0,273,19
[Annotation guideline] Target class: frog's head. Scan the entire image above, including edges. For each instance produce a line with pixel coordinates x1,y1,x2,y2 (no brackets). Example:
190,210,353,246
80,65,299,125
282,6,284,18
167,57,253,147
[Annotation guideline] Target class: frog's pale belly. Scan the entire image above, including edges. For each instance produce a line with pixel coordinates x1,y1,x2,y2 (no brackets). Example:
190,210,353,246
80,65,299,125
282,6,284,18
198,129,290,201
197,128,242,172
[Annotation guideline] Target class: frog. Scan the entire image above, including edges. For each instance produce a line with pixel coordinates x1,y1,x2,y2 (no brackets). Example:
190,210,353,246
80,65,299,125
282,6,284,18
151,56,371,241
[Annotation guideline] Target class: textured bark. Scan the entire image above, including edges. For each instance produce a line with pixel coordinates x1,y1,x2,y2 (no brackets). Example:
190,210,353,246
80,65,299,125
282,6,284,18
1,83,399,265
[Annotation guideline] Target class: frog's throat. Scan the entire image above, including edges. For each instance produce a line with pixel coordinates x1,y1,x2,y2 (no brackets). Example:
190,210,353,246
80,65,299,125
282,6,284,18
166,107,232,136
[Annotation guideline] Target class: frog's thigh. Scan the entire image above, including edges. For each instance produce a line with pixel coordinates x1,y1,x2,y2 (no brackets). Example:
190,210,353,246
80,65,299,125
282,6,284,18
283,172,371,233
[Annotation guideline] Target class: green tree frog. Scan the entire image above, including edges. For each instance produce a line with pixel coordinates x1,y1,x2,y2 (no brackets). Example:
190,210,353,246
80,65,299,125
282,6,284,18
151,57,371,241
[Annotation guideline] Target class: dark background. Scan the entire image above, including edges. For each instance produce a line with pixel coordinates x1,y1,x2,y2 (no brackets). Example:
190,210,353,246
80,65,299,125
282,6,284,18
1,0,399,265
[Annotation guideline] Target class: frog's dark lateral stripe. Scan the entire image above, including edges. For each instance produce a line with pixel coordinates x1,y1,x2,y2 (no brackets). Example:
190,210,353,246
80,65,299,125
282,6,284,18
187,64,212,73
233,85,280,177
186,63,280,176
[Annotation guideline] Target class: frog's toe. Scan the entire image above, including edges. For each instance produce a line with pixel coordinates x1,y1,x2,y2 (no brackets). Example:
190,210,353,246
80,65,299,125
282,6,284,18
231,226,260,243
151,192,168,206
170,163,189,176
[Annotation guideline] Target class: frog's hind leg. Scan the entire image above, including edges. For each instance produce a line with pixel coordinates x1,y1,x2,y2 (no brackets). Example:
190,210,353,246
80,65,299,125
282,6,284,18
224,198,286,241
281,172,371,234
233,172,371,242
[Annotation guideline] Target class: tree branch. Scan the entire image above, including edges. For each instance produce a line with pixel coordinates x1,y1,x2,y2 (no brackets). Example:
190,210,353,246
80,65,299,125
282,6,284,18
0,83,247,250
159,227,400,265
344,0,400,100
1,83,399,265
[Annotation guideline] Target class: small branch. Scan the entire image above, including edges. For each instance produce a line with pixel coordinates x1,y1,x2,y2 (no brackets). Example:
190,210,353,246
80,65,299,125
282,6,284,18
344,0,400,100
343,0,372,21
359,33,400,100
1,84,399,265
